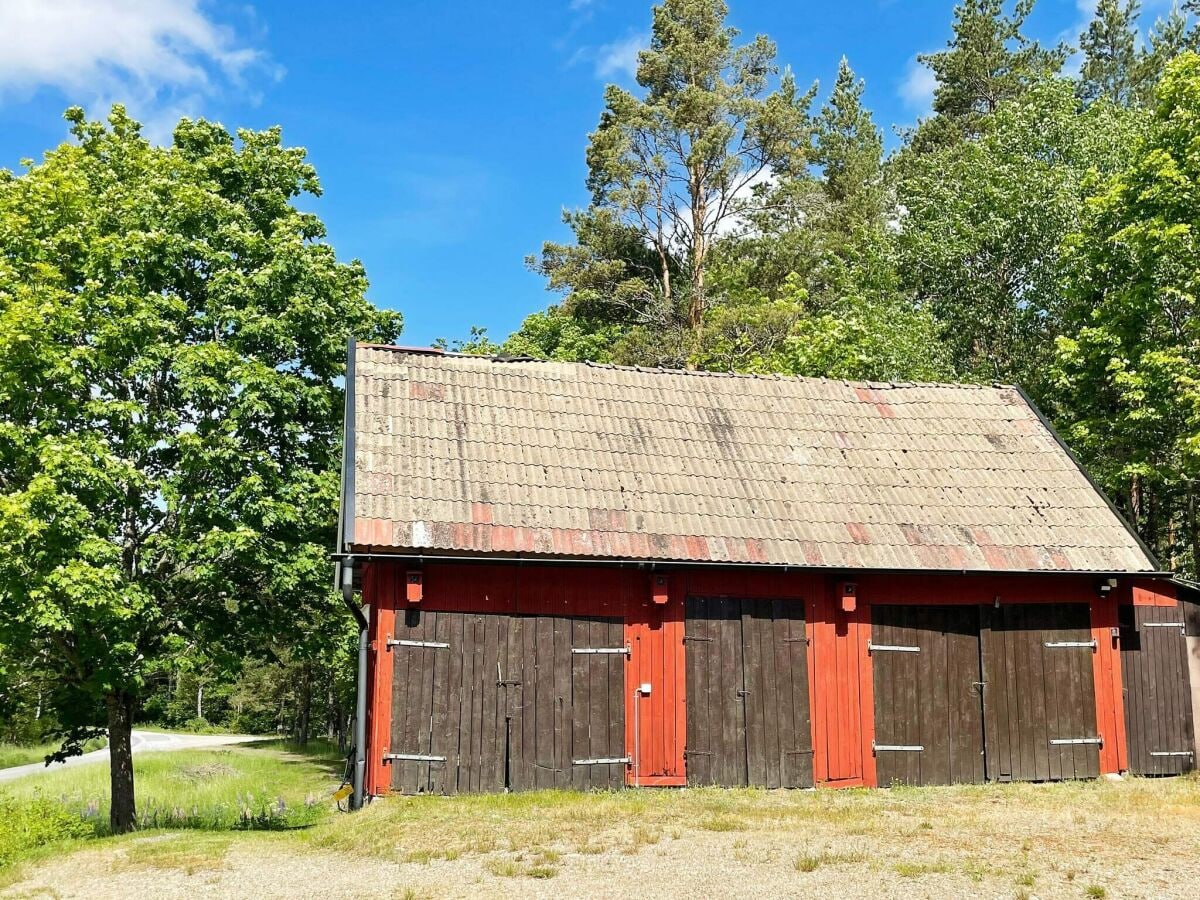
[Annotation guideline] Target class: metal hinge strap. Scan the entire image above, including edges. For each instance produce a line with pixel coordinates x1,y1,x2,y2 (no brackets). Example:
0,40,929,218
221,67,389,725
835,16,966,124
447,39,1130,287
873,742,923,752
1049,737,1103,746
1143,623,1185,634
572,757,630,765
868,642,920,653
387,639,450,649
1150,750,1194,757
571,647,630,655
383,753,446,762
1044,640,1097,649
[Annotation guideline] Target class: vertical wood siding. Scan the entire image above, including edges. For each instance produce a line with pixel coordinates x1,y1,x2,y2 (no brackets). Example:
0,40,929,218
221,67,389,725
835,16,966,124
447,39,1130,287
362,563,1188,794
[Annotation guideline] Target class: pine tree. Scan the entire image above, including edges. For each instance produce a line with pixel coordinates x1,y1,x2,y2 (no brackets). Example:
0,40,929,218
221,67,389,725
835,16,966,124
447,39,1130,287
1140,4,1200,99
813,57,884,226
1079,0,1143,105
916,0,1066,145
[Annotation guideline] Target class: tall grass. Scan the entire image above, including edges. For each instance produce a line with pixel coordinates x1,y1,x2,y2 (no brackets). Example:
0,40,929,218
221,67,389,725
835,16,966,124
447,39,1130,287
0,739,344,874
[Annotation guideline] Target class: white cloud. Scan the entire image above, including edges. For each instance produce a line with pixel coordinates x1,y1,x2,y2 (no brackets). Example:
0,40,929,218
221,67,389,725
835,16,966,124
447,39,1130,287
595,33,647,81
898,57,937,113
0,0,275,139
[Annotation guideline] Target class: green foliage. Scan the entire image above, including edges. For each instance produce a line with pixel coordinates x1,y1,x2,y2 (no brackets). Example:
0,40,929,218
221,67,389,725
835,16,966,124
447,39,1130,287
0,105,401,827
693,277,951,381
813,57,885,228
1054,52,1200,567
1079,0,1144,105
0,795,92,869
914,0,1067,146
894,78,1146,391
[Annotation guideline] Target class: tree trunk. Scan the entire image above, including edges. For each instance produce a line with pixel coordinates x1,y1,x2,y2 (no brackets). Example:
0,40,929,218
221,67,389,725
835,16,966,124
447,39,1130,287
297,664,312,747
688,164,707,335
106,691,137,834
196,681,204,720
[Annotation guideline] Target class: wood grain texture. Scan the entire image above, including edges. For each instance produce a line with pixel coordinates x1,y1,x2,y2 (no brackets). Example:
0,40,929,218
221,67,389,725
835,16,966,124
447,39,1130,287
1121,603,1196,776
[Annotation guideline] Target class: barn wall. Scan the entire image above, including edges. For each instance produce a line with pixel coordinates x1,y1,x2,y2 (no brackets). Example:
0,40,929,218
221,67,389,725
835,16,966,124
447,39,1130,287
361,560,1182,794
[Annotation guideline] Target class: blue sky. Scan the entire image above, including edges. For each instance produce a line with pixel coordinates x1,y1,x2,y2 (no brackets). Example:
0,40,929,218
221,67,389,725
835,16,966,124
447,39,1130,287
0,0,1140,345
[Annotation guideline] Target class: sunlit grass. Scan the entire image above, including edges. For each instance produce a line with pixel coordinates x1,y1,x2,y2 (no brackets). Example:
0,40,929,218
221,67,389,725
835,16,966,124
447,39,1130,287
2,739,344,841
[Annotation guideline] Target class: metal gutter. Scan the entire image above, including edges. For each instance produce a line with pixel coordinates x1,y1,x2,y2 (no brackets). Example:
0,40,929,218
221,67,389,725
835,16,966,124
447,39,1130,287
328,550,1169,579
1012,384,1162,571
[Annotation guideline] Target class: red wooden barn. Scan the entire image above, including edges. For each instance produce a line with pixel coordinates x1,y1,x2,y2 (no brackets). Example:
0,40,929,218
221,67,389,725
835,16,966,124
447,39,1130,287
335,341,1197,800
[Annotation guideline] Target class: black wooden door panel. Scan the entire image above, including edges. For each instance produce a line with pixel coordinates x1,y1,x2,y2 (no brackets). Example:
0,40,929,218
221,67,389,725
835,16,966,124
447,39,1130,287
747,599,814,789
684,596,744,786
1121,604,1196,776
568,617,628,790
871,605,985,787
684,597,812,788
389,609,624,794
981,604,1099,782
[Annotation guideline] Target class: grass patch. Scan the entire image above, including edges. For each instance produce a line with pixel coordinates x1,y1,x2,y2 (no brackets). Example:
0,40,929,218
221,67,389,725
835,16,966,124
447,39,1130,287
894,860,954,878
113,834,231,874
484,852,560,879
1085,886,1107,899
793,848,865,872
0,737,107,770
699,814,742,832
0,739,342,876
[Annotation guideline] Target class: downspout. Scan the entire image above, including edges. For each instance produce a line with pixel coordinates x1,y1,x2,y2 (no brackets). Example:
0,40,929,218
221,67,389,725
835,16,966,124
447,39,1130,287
341,562,368,809
336,337,368,810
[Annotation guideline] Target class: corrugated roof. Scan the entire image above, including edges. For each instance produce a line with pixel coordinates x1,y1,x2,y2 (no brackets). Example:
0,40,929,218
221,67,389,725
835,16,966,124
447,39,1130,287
346,345,1156,573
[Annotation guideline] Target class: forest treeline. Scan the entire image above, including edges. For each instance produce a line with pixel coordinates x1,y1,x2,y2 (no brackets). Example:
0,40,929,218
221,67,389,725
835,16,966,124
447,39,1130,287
457,0,1200,580
3,0,1200,833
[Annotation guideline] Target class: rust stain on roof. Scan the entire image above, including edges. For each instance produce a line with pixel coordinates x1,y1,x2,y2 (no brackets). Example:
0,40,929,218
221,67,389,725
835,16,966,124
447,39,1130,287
347,347,1156,573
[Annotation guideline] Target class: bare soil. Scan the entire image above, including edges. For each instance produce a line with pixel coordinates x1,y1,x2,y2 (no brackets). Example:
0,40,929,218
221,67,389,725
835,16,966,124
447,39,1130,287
4,776,1198,899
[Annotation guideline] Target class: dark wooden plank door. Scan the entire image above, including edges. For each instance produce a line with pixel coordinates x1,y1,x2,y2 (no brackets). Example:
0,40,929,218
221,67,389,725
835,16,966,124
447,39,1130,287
568,617,628,790
1121,604,1196,775
389,607,480,794
871,605,985,787
390,609,625,795
981,603,1099,782
741,599,814,788
685,596,813,788
684,596,745,786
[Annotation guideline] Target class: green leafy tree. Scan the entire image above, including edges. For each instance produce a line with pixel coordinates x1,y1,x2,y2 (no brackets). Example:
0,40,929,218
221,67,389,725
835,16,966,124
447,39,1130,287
1079,0,1144,105
914,0,1066,147
894,79,1145,391
527,0,815,364
0,107,402,832
1055,52,1200,568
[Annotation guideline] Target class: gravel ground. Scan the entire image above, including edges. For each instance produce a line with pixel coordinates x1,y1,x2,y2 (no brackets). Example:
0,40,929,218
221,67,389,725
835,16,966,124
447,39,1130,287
5,776,1199,899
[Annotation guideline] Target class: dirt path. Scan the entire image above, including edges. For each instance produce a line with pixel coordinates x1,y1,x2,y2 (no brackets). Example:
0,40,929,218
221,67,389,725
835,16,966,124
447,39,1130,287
0,731,261,784
5,777,1200,899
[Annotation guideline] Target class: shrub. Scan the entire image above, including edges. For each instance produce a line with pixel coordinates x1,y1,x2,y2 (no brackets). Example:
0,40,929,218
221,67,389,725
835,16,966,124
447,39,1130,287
0,795,95,868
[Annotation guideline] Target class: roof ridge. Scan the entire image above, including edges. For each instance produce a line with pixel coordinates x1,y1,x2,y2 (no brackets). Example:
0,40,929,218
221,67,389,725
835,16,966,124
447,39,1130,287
355,341,1016,392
